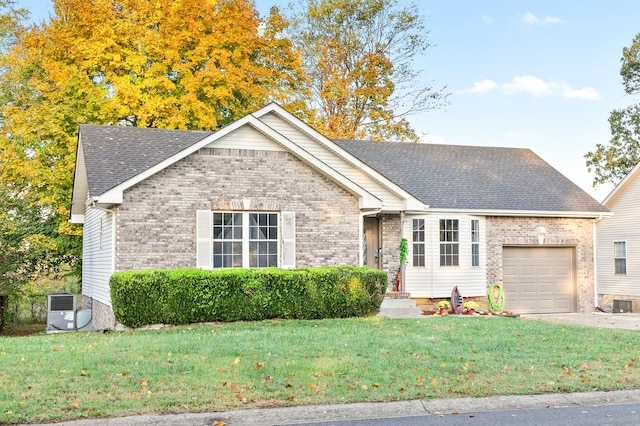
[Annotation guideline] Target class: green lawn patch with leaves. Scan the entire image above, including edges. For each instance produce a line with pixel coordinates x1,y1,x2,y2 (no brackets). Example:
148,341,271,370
1,316,638,424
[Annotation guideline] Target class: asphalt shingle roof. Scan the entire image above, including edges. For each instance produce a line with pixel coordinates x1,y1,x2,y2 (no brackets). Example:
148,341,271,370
333,139,608,213
78,123,607,214
80,124,212,196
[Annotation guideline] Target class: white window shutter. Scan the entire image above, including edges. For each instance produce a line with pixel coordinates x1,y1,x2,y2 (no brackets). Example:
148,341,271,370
281,211,296,269
196,210,212,269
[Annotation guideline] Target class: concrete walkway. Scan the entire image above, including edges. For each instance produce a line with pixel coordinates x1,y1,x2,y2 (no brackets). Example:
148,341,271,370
521,312,640,330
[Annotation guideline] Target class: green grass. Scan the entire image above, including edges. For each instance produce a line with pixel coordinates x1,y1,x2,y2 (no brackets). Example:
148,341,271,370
1,316,639,424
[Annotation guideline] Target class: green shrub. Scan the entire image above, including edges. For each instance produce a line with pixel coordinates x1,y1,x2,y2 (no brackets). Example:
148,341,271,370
110,266,387,327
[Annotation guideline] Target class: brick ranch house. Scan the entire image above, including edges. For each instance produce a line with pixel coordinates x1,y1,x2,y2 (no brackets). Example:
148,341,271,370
70,103,609,330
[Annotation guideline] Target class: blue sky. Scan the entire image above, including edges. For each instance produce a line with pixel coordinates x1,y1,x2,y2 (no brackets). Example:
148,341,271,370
18,1,640,201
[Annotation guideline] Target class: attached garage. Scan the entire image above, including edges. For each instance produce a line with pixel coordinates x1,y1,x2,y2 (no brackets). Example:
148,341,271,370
502,246,576,314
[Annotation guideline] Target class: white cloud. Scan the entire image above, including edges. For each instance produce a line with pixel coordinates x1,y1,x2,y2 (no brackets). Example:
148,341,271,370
523,12,566,26
481,15,493,25
467,79,498,94
561,84,601,100
462,75,600,100
503,75,551,97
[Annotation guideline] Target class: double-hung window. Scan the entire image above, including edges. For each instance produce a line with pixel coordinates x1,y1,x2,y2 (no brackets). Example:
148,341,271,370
439,219,459,266
212,212,278,268
614,241,627,275
412,219,425,267
471,219,479,267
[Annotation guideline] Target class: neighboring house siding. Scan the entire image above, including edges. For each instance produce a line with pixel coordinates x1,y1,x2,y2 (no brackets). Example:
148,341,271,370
403,214,487,298
81,204,114,307
259,112,405,210
114,147,361,272
597,174,640,300
486,216,595,313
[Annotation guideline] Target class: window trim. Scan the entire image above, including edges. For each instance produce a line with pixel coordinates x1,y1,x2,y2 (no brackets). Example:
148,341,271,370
412,218,425,267
211,211,280,269
471,219,479,267
439,219,459,267
614,241,627,275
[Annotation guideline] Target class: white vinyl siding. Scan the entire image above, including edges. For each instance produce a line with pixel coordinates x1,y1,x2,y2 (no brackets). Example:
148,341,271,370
207,124,285,151
259,112,406,210
404,215,486,298
597,172,640,296
82,205,115,306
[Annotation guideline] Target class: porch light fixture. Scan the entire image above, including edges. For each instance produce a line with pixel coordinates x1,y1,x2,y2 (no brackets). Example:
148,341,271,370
537,226,546,245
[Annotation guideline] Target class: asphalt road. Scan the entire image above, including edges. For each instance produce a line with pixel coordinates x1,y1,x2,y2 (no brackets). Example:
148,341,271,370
276,402,640,426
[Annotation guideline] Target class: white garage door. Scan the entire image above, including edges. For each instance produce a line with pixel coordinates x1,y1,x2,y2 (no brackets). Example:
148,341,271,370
502,247,576,314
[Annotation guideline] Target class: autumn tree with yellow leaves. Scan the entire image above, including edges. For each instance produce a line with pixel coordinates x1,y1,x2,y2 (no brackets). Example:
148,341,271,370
288,0,448,141
0,0,448,305
0,0,307,295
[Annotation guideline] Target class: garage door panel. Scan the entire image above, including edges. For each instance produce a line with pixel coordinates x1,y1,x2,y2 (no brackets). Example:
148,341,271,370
503,247,576,314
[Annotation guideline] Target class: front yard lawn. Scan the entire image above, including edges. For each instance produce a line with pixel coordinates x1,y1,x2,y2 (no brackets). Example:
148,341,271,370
1,316,638,424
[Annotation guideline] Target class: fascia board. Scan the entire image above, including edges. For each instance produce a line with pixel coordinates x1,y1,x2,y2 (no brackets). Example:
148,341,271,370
406,208,613,218
70,214,85,224
252,103,425,209
70,137,88,219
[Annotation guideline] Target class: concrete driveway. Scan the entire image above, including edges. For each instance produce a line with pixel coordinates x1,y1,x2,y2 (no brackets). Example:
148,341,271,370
521,312,640,330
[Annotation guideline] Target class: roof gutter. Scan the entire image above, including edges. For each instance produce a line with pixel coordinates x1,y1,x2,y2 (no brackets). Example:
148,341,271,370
407,208,612,219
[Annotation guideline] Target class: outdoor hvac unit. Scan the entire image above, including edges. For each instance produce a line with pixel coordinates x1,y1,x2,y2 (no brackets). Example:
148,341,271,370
613,299,633,313
46,293,76,333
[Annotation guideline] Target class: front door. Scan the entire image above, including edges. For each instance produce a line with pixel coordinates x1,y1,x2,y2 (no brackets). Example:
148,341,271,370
363,217,381,269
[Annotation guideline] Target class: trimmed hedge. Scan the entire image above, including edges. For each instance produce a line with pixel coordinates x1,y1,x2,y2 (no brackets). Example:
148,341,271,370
110,266,387,327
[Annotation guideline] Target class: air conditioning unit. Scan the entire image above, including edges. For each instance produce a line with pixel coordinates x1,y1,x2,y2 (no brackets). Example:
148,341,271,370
46,293,76,334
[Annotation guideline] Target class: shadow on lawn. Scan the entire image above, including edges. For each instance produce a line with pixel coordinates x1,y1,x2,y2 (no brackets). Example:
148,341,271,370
0,322,45,337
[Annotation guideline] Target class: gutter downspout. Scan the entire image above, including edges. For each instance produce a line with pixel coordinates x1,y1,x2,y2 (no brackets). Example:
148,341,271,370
593,214,603,310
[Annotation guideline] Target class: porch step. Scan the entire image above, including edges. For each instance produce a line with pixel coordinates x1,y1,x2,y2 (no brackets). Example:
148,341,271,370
378,297,423,318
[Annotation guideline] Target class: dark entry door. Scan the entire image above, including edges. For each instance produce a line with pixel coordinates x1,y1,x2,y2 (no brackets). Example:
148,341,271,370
363,217,381,269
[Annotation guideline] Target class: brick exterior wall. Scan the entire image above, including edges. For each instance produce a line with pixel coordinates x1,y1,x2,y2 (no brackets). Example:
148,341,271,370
115,147,361,271
81,297,117,331
485,216,596,313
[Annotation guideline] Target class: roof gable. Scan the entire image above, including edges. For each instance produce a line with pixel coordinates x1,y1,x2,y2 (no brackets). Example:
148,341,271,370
334,139,609,215
601,161,640,207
